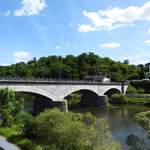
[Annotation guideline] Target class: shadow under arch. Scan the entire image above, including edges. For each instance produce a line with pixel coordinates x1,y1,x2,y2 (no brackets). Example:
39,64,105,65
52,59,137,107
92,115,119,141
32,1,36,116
104,88,121,98
64,89,102,108
15,91,55,115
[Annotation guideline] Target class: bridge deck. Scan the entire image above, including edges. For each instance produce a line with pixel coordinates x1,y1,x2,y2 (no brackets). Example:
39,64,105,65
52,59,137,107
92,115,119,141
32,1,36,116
0,79,128,85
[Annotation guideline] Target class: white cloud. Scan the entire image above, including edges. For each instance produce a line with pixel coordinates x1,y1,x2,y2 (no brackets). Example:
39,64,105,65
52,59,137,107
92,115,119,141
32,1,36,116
144,40,150,44
79,2,150,32
0,63,10,66
78,24,96,32
147,28,150,34
100,42,120,49
13,0,46,16
55,46,61,50
13,51,30,62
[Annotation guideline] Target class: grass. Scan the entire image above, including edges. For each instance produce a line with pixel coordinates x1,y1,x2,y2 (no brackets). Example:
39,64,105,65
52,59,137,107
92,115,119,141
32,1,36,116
135,111,150,137
109,93,150,105
0,127,35,150
126,97,150,105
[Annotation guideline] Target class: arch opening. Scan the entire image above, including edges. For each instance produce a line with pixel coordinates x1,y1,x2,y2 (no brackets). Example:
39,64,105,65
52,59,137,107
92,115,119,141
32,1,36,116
64,89,105,108
104,88,121,98
16,92,56,115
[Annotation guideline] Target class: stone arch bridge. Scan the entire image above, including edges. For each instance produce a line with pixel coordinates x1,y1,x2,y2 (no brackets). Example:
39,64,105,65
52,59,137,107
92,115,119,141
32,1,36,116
0,80,128,112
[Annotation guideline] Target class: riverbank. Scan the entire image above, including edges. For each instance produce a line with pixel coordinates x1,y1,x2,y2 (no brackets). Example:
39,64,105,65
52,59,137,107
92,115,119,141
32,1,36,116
109,93,150,105
135,111,150,133
0,127,33,150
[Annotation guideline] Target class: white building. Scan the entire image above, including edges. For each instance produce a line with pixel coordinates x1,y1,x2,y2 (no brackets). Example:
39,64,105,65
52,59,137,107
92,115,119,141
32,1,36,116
83,75,110,83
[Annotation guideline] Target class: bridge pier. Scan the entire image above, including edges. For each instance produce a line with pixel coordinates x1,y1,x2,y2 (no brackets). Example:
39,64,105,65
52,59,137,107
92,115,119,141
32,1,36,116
54,100,68,112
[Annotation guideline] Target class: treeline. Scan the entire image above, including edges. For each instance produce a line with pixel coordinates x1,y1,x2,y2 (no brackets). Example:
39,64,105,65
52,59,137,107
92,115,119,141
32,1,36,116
0,52,146,81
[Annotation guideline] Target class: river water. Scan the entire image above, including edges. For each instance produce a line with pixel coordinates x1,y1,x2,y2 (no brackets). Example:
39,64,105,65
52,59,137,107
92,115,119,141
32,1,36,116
71,105,150,150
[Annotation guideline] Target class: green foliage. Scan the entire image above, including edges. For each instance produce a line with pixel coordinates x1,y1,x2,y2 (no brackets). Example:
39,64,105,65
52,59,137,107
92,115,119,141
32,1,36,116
0,127,35,150
127,85,138,94
135,111,150,129
125,97,150,105
24,109,120,150
14,111,33,129
0,88,24,127
126,134,146,150
66,93,81,107
0,52,142,81
110,93,150,105
130,81,150,94
137,88,145,94
0,127,20,138
109,93,128,104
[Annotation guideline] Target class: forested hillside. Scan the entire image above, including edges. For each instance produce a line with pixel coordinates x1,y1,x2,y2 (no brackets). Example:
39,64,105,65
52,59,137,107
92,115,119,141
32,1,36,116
0,52,145,81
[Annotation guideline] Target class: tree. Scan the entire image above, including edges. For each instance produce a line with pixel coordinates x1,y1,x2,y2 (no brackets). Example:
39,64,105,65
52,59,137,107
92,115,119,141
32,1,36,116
123,59,129,64
0,52,142,81
0,88,24,127
137,64,146,79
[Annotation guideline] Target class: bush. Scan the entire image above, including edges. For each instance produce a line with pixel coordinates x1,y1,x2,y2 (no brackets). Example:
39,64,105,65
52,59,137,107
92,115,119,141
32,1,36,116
14,111,33,129
126,85,138,94
126,134,146,150
137,88,145,94
109,93,128,104
135,111,150,129
24,108,120,150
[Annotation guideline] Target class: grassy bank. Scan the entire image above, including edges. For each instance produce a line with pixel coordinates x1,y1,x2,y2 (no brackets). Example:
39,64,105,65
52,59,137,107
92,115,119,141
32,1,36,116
126,97,150,105
135,111,150,137
0,127,37,150
135,111,150,129
109,93,150,105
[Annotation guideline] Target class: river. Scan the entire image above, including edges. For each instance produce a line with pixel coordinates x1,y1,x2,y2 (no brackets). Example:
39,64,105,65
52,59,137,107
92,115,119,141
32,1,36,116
71,105,150,150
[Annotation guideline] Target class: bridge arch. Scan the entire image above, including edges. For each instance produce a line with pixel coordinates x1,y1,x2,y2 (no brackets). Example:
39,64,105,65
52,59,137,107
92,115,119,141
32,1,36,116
6,87,57,102
104,88,121,97
64,89,105,107
63,88,100,100
15,91,55,114
16,91,53,101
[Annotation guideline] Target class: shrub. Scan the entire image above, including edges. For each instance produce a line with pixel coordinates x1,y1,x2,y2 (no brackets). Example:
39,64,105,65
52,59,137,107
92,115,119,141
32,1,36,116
126,134,146,150
135,111,150,129
126,85,138,94
14,111,33,129
109,93,128,104
24,108,120,150
137,88,145,94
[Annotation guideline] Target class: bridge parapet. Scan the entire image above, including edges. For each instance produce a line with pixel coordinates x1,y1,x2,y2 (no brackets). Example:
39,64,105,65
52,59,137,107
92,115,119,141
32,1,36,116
0,78,129,86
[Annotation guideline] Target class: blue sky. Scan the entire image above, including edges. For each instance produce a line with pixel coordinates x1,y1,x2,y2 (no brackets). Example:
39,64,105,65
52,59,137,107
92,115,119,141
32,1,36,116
0,0,150,65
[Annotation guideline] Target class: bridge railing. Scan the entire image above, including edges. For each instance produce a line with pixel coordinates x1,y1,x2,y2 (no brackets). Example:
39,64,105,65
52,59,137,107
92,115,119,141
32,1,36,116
0,77,129,85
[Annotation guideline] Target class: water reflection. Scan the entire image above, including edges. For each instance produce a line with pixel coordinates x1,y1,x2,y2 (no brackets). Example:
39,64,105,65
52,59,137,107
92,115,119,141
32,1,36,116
71,105,150,150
